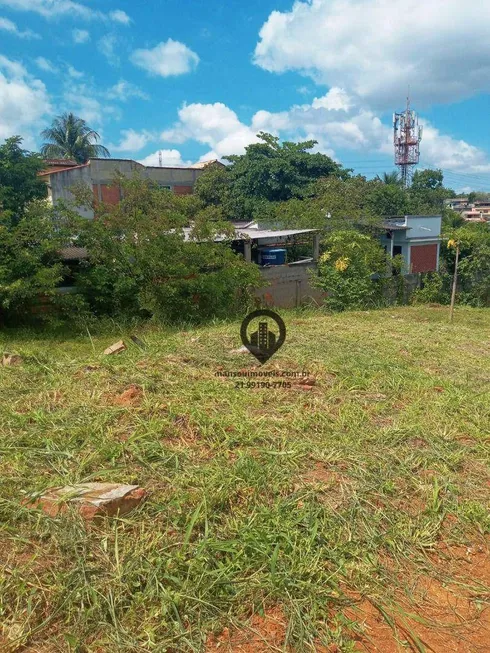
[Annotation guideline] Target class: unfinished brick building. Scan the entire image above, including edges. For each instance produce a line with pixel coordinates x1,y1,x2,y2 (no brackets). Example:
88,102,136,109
39,157,220,218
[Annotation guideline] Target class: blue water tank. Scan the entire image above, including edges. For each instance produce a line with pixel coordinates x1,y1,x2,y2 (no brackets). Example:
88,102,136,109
260,248,287,266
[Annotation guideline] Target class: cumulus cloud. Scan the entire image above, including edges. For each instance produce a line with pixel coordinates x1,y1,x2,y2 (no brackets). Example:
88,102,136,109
0,0,131,23
0,55,51,143
131,39,199,78
72,28,89,43
0,15,39,38
158,90,490,176
419,120,490,174
111,129,152,153
162,102,260,158
138,149,191,167
254,0,490,109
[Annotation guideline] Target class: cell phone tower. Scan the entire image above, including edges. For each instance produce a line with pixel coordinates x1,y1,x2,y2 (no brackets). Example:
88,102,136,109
393,95,423,188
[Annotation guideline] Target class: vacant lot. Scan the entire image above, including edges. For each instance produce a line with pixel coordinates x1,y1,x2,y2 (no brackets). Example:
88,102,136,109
1,306,489,652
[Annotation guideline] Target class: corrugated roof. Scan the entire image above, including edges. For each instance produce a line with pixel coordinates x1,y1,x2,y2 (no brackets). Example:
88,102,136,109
236,228,317,239
183,227,317,242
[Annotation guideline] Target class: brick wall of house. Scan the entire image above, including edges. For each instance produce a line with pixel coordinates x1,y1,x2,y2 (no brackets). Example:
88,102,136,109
173,185,193,195
410,244,438,272
100,184,121,204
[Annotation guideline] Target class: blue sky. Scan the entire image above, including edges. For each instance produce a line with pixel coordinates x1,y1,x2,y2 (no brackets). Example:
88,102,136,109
1,0,490,192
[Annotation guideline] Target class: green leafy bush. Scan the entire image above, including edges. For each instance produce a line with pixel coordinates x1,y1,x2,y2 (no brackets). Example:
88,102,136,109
72,176,262,323
411,272,450,305
313,230,388,311
0,201,68,324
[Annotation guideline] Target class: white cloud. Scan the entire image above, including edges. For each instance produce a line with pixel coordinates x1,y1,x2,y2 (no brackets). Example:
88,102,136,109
138,149,191,167
0,56,51,143
131,39,199,78
107,79,149,102
72,28,89,43
0,15,39,38
0,0,131,23
111,129,152,153
98,34,119,66
419,120,490,174
312,88,352,112
254,0,490,109
109,9,130,25
0,54,26,78
159,92,490,176
162,102,259,158
35,56,58,73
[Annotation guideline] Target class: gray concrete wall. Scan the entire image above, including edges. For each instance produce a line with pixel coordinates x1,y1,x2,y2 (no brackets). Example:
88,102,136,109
91,159,199,188
49,165,94,219
255,263,325,308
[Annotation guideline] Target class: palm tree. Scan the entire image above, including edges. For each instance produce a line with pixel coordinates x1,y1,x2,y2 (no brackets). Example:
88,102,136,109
376,171,401,186
40,112,110,164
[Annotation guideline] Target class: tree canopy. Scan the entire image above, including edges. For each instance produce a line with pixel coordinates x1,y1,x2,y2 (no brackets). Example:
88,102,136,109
195,132,350,221
0,136,47,227
40,112,110,164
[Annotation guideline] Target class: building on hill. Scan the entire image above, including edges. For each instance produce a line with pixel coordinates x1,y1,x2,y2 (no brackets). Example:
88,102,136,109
444,197,490,223
38,157,222,219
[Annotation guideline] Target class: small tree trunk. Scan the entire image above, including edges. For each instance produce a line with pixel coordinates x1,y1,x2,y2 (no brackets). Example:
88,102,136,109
449,245,460,323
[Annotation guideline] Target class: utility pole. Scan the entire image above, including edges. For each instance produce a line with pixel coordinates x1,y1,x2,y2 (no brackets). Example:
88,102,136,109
449,242,460,323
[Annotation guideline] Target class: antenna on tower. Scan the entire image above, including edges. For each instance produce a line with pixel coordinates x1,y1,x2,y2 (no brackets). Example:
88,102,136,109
158,150,163,167
393,91,422,188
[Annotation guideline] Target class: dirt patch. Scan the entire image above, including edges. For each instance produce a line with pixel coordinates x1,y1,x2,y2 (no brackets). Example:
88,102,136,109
370,415,394,428
297,462,353,509
344,540,490,652
111,385,143,407
206,606,288,652
163,414,213,460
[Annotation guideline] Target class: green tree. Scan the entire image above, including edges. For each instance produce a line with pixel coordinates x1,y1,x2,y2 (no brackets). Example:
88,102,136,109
375,171,401,185
411,169,444,190
72,175,261,322
441,224,490,306
0,136,47,226
408,169,455,214
366,180,409,217
277,176,379,232
41,112,110,164
0,200,68,324
210,132,350,220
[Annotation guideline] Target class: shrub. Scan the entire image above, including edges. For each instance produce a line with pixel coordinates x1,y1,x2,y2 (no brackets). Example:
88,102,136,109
0,201,67,325
72,176,262,323
313,230,388,311
411,272,450,305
